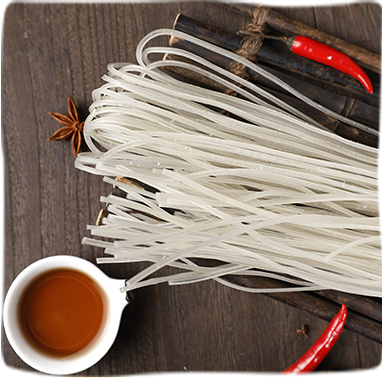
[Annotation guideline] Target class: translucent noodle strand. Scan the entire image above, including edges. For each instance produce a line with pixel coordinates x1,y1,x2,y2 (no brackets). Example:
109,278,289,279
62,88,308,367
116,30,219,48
75,29,380,297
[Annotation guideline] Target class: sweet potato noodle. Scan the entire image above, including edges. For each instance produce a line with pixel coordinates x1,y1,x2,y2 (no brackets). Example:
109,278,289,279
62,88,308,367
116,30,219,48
75,29,381,297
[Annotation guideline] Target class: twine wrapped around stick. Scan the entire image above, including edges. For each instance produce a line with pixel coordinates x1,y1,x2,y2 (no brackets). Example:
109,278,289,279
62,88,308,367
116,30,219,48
226,6,271,96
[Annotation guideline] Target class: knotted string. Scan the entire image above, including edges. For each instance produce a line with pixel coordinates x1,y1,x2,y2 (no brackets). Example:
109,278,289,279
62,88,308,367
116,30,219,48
225,6,271,98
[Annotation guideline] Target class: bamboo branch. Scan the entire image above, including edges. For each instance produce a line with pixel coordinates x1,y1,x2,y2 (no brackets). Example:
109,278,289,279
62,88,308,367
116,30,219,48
163,15,379,146
171,14,380,104
225,3,381,73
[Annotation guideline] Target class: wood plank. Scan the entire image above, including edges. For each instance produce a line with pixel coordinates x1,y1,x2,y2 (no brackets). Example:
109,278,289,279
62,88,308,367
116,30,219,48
1,2,381,376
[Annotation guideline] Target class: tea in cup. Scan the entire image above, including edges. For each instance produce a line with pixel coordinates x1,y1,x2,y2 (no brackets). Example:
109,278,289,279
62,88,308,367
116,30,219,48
3,255,129,375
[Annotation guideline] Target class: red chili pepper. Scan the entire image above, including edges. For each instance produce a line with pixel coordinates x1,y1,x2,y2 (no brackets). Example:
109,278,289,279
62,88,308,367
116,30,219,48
287,36,373,94
282,304,348,374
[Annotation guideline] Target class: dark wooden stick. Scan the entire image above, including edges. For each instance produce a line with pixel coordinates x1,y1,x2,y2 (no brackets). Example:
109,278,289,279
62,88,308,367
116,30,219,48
223,275,382,344
164,17,379,146
163,53,378,147
225,3,381,73
314,290,382,323
172,14,380,105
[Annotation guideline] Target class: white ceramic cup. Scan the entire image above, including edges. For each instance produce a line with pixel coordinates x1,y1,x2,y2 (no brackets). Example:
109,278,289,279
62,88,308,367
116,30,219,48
3,255,129,375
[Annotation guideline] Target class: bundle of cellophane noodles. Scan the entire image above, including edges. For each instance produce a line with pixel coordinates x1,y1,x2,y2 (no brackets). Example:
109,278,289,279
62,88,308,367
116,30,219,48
75,29,381,297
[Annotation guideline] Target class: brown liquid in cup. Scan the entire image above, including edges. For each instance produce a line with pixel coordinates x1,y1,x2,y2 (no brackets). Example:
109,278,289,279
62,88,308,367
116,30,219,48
18,268,105,357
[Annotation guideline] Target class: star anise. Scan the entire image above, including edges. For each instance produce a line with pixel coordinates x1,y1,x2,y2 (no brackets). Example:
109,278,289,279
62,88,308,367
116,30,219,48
48,95,84,157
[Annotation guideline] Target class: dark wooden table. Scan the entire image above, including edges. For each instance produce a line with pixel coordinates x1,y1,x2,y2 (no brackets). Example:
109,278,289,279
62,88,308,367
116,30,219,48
1,2,381,376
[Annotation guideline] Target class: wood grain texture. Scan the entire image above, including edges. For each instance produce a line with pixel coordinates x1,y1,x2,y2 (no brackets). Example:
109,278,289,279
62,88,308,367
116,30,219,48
1,2,381,376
